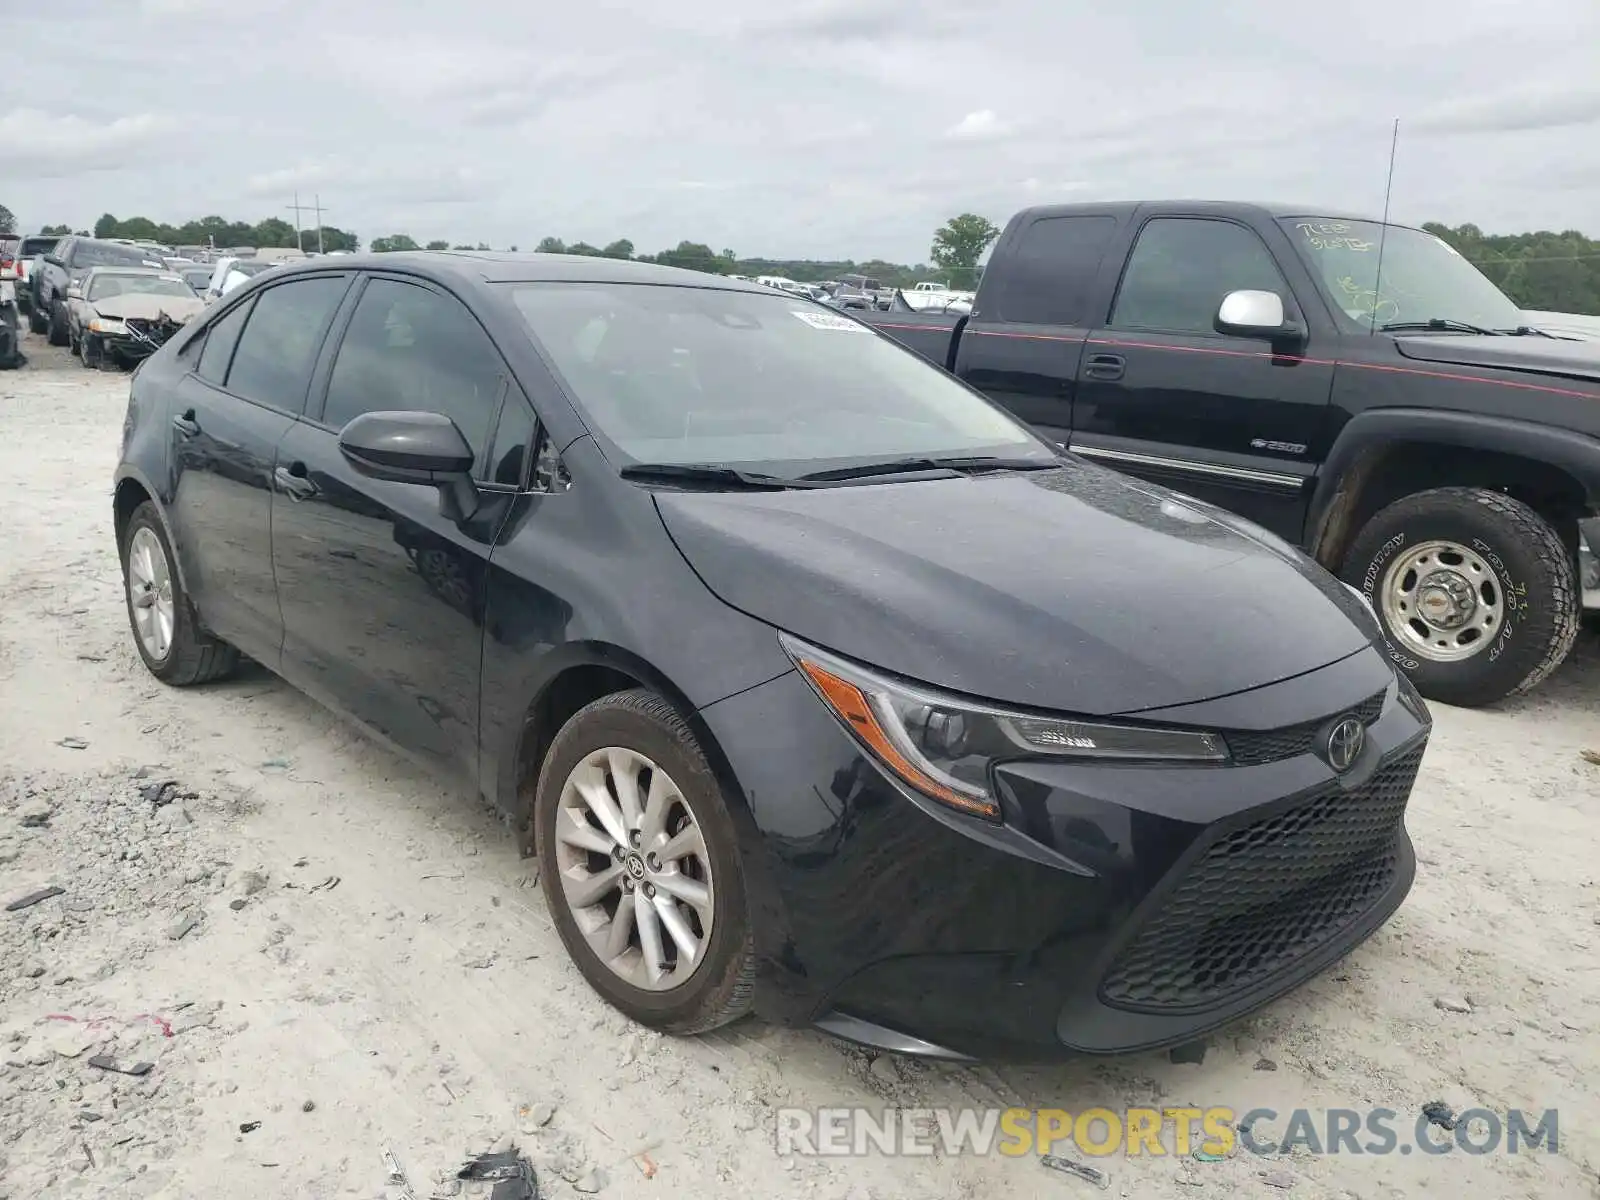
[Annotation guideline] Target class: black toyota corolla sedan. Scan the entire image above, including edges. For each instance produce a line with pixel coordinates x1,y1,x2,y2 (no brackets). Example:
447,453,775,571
112,252,1431,1061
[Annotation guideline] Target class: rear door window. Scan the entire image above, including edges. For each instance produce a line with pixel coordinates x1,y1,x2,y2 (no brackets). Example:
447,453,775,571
196,299,252,386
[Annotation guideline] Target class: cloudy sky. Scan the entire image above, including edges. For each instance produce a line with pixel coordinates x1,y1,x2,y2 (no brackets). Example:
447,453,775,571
5,0,1598,262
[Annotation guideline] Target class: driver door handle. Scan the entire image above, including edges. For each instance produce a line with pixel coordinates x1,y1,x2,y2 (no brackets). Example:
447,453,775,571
172,409,200,437
274,463,318,500
1083,352,1126,381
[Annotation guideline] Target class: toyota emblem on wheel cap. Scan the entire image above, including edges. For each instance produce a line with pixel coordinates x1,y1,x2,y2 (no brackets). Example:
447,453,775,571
1326,717,1365,772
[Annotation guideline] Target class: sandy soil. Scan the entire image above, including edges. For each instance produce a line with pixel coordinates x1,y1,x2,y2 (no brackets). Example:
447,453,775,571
2,329,1598,1200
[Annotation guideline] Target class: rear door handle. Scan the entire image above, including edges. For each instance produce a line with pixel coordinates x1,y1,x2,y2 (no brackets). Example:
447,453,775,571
171,409,200,437
274,463,317,501
1083,352,1126,381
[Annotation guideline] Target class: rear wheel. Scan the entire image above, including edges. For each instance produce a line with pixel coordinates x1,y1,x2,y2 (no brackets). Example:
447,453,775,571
535,689,755,1035
120,501,239,685
27,300,47,335
46,301,68,346
1342,487,1578,707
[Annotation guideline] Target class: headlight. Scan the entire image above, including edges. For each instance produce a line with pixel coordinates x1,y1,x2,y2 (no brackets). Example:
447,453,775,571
89,318,127,335
780,634,1227,822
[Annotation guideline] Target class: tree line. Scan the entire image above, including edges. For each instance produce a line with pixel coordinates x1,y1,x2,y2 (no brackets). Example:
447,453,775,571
4,203,1597,315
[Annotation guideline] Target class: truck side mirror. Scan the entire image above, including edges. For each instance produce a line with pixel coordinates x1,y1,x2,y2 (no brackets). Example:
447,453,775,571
66,283,83,300
1215,289,1302,341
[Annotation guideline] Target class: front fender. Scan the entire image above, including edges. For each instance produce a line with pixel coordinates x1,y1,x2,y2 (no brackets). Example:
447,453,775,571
1307,407,1600,558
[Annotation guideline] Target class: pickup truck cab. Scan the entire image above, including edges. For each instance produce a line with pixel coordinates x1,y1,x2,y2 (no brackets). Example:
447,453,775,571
865,200,1600,707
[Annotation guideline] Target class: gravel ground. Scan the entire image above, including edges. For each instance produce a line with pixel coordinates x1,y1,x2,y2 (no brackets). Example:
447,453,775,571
2,328,1599,1199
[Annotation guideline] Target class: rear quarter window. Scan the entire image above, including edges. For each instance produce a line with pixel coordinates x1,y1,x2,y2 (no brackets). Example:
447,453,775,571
990,215,1120,326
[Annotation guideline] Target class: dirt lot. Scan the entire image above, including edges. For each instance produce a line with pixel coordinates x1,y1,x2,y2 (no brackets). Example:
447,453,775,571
2,328,1599,1199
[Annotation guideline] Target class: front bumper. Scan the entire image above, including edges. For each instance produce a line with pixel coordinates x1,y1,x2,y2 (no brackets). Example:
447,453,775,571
700,645,1430,1061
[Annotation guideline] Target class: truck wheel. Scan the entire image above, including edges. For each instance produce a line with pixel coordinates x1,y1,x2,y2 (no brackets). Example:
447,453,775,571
1342,487,1578,707
46,302,69,346
27,302,48,335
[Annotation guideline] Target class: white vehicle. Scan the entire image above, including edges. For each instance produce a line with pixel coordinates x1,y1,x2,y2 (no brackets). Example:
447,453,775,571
204,256,279,301
753,275,806,293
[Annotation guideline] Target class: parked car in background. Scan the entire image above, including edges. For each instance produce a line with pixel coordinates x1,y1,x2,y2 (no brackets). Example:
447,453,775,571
113,251,1430,1061
0,258,21,369
863,200,1600,707
66,267,205,369
29,236,167,345
8,234,63,318
178,266,214,295
204,256,278,301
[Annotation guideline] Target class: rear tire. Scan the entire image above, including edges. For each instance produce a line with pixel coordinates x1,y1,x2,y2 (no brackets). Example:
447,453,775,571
46,301,68,346
1342,487,1578,707
535,688,755,1036
119,501,240,685
27,301,47,335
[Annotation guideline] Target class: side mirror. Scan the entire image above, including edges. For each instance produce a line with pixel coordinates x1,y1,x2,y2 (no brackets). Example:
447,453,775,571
44,254,63,267
66,283,83,300
1214,289,1302,341
339,410,480,520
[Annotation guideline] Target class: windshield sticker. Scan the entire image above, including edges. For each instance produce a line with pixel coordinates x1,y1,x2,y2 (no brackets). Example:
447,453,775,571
1295,221,1375,252
791,310,871,332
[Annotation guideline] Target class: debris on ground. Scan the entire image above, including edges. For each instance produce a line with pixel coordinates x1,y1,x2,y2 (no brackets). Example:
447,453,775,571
1040,1153,1110,1188
1434,995,1474,1014
56,736,89,750
1253,1056,1278,1071
1261,1167,1297,1188
457,1145,540,1198
1421,1100,1458,1131
1168,1040,1208,1065
6,885,65,911
86,1053,153,1076
1580,748,1600,767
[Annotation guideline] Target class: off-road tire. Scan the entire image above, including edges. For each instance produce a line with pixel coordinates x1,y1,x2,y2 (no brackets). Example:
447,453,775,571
1342,487,1578,707
534,688,756,1036
46,301,68,346
27,301,47,335
119,501,240,685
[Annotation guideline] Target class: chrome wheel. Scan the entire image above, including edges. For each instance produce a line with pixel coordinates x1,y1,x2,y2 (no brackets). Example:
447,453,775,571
1379,539,1503,663
553,746,715,992
127,525,176,662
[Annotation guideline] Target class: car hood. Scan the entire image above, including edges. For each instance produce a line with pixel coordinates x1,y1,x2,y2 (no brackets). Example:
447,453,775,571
1393,334,1600,385
654,460,1374,716
91,294,204,322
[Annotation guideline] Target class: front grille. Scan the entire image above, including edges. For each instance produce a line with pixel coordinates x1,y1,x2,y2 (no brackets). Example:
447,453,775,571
123,316,183,347
1225,689,1387,766
1100,744,1424,1012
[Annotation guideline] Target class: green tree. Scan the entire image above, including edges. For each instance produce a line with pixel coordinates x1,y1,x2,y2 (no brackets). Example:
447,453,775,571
567,242,602,257
370,234,420,253
94,213,120,238
535,237,567,254
652,241,732,275
930,213,1001,290
602,239,634,260
40,224,72,236
425,240,450,250
0,205,15,235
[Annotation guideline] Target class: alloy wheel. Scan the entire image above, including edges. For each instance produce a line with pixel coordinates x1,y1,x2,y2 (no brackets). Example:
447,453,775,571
553,746,715,992
127,525,176,662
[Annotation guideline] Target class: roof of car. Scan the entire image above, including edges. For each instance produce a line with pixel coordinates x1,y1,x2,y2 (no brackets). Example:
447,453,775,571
269,251,774,292
1013,200,1386,225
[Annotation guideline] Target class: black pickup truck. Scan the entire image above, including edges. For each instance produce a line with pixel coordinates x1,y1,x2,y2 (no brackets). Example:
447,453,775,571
866,200,1600,708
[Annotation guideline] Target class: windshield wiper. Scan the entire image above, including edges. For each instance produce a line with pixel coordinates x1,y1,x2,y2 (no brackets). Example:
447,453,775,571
1380,318,1501,336
619,462,819,490
798,454,1060,483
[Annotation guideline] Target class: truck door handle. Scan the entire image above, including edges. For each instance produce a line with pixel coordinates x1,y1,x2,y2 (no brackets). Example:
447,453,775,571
171,409,200,437
274,463,318,500
1083,352,1126,381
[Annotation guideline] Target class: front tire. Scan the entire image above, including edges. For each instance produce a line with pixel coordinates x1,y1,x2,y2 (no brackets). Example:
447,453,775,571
1342,487,1578,707
119,501,240,685
535,689,755,1035
27,301,48,335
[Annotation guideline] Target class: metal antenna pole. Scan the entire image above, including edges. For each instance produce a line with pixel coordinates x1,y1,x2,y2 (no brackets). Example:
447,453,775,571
286,192,307,252
1369,119,1400,335
313,194,326,254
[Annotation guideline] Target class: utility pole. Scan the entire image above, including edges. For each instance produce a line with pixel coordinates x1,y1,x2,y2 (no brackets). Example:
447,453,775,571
286,192,308,252
313,194,326,254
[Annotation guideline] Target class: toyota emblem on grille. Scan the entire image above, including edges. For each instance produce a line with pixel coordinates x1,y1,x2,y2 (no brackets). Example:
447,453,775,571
1326,717,1364,772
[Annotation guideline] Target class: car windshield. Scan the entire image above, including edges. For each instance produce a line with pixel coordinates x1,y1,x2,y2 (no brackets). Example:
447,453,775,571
78,242,162,269
506,282,1049,471
1280,218,1525,333
88,273,195,302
